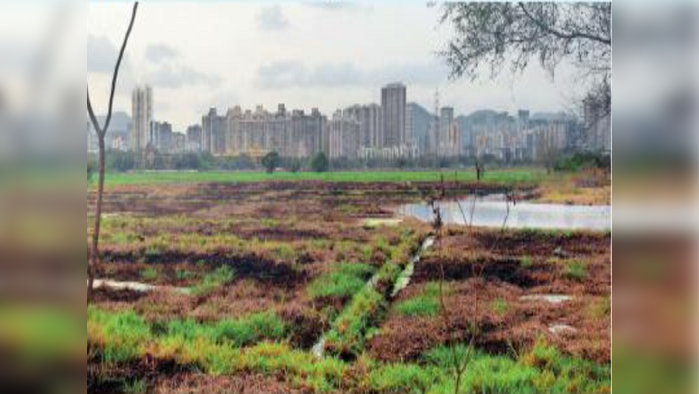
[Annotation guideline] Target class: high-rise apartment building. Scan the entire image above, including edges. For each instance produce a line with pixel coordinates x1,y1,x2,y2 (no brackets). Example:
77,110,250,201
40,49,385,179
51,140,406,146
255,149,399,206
381,83,406,147
202,108,226,155
131,85,153,152
328,110,360,159
344,104,382,148
205,105,327,158
186,125,202,152
150,121,173,152
406,103,432,155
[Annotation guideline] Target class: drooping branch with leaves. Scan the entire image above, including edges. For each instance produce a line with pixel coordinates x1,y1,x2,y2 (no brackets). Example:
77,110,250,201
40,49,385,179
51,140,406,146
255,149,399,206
87,2,138,303
438,2,611,113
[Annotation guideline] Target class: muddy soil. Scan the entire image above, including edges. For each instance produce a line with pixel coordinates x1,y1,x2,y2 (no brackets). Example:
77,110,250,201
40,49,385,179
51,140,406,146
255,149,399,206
88,180,609,391
369,228,611,364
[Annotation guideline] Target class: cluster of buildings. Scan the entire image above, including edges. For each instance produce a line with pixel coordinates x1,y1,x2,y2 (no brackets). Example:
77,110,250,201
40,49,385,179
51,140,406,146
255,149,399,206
88,83,611,163
460,105,610,162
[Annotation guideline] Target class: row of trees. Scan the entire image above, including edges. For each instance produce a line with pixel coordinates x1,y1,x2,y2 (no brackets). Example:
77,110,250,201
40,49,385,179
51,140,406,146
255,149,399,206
92,149,608,174
259,151,328,173
89,150,332,173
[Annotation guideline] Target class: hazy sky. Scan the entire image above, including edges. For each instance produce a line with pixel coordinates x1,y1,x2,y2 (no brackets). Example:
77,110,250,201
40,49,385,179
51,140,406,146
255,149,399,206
87,2,586,131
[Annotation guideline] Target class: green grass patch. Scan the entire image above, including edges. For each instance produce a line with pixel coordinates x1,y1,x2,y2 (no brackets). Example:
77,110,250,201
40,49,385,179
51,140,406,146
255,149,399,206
166,312,286,347
140,267,159,282
491,298,509,315
88,307,152,365
369,362,437,394
308,263,376,300
175,269,196,281
123,379,147,394
324,287,386,358
191,265,235,296
103,168,547,187
564,261,587,282
88,305,610,394
394,282,444,317
421,341,610,394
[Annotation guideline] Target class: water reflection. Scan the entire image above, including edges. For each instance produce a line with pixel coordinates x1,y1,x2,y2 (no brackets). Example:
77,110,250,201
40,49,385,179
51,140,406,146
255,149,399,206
398,196,610,231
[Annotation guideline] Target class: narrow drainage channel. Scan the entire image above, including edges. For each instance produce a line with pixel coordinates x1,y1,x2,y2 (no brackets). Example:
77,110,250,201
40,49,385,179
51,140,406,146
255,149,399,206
311,236,435,359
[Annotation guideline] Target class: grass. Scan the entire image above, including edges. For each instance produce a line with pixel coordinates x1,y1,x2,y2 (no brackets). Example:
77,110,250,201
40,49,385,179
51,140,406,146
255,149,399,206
165,312,287,347
586,297,610,319
519,255,533,268
491,298,509,315
307,263,376,300
89,306,610,394
564,261,587,282
394,282,443,317
102,168,547,187
191,265,235,296
175,269,196,281
88,307,152,365
123,379,147,394
324,286,386,358
140,267,159,282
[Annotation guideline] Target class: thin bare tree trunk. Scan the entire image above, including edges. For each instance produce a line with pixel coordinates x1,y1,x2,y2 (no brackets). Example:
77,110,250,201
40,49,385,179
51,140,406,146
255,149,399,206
88,136,106,301
87,2,138,303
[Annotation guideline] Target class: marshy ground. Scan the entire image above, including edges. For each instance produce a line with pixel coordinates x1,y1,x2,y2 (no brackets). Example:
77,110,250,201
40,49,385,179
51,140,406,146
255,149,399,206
87,171,610,394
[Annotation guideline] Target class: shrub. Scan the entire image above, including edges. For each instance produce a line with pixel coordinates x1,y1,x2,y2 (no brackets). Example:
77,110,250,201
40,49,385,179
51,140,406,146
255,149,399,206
310,152,329,172
287,158,302,173
261,151,281,173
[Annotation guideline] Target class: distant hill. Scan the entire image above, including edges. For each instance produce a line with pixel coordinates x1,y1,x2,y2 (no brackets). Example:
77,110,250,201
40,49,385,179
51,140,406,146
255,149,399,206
95,111,131,134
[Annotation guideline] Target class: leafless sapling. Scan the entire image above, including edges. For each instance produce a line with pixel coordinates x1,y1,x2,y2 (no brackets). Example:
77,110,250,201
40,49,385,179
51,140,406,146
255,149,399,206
86,2,138,302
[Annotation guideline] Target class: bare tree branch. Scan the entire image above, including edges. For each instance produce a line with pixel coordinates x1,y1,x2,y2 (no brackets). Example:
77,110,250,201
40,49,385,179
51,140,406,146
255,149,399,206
518,2,611,45
87,1,138,303
87,1,138,137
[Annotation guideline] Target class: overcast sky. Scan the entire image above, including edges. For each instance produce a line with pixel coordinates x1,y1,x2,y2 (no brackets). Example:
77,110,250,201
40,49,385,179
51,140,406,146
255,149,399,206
87,2,586,131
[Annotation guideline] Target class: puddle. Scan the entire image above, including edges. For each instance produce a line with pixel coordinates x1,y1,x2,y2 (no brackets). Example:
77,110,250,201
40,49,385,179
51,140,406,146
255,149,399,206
548,324,577,335
311,338,325,358
89,279,190,295
519,294,572,304
362,218,404,228
397,195,610,230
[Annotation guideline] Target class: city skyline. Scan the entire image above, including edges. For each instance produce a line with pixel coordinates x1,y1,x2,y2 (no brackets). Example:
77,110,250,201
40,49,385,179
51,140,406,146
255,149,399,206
87,2,588,132
88,79,610,164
